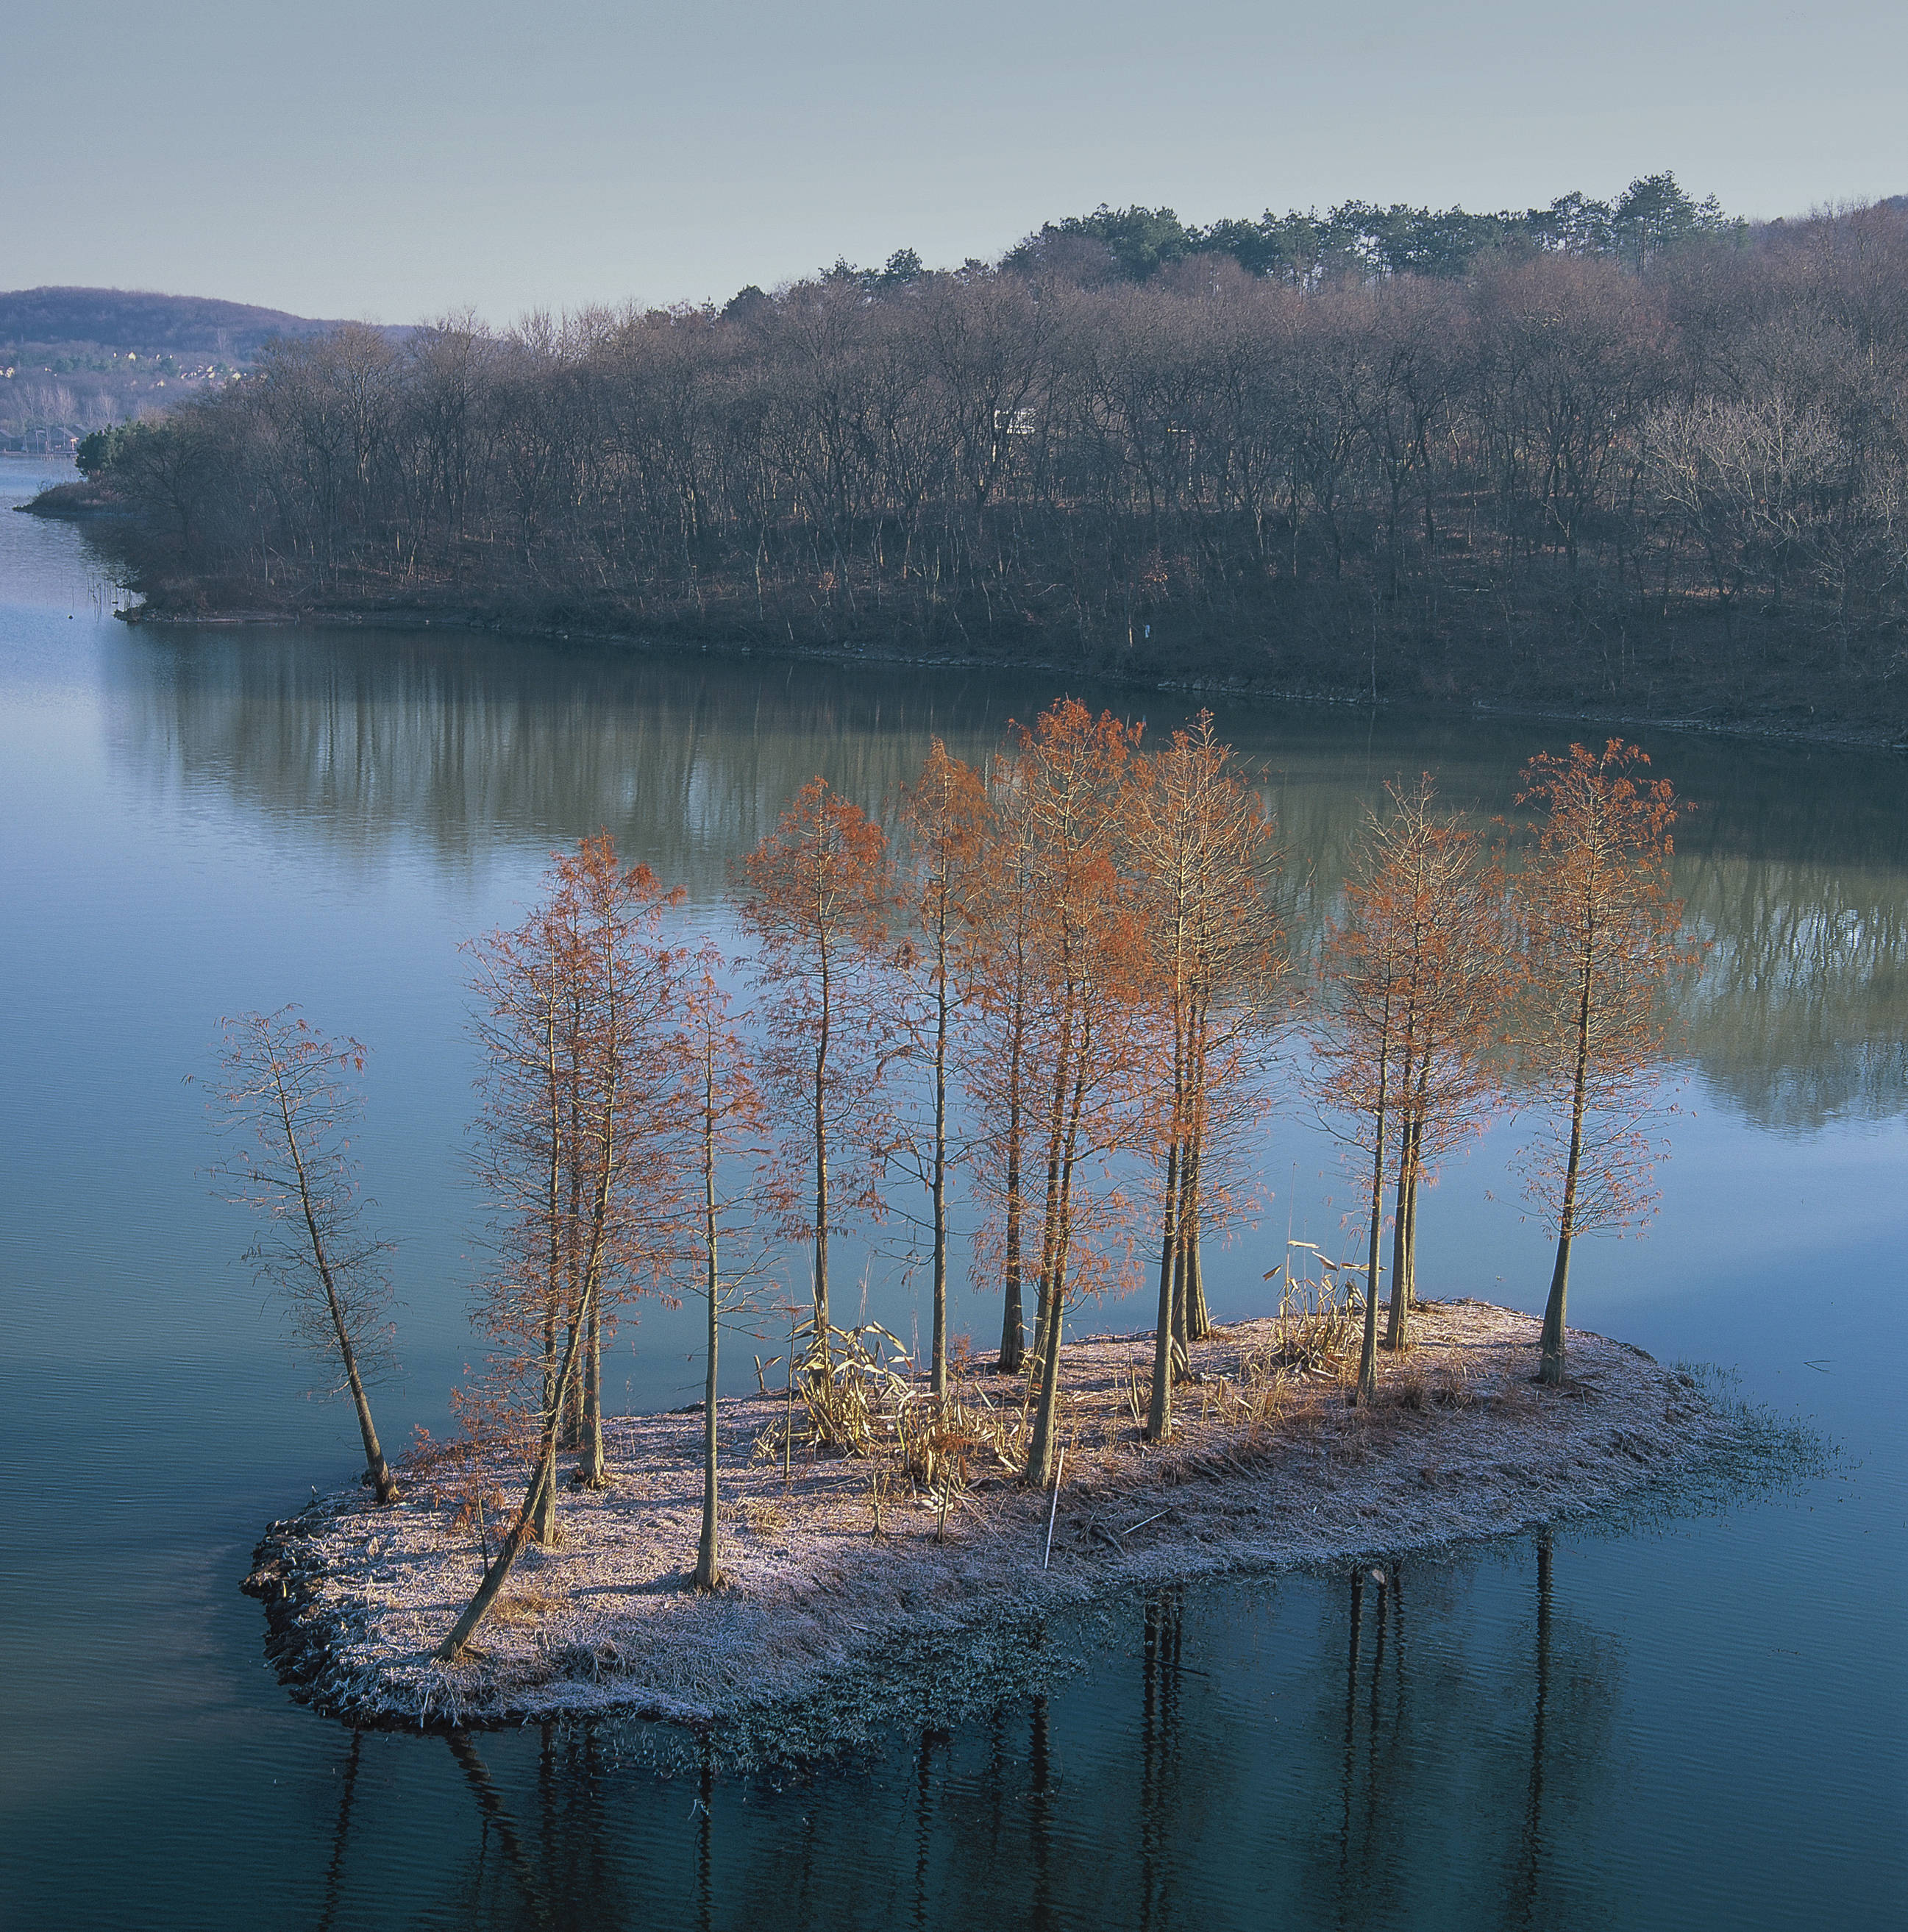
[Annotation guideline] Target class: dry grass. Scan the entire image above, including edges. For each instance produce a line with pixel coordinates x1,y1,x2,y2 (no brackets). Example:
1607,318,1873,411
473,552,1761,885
490,1585,559,1628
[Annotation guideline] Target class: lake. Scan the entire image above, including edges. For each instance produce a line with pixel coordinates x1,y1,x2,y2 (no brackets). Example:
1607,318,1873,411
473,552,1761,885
1,455,1901,1931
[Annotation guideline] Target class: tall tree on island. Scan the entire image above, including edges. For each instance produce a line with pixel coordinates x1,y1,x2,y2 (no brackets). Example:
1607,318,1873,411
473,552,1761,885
1011,700,1150,1488
464,879,578,1544
883,742,992,1403
1370,791,1506,1353
733,778,891,1371
970,748,1042,1374
207,1007,399,1505
1309,783,1458,1404
1130,714,1289,1443
678,951,774,1592
1515,741,1689,1386
440,837,686,1660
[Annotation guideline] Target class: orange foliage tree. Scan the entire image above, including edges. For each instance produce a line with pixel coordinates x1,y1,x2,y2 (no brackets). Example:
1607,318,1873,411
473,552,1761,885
1130,714,1289,1443
1000,700,1150,1487
1515,741,1690,1386
441,835,686,1658
732,778,892,1371
1310,781,1498,1402
1375,789,1508,1354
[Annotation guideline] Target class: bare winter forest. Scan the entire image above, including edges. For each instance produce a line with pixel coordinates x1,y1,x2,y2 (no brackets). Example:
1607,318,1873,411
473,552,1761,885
79,191,1908,737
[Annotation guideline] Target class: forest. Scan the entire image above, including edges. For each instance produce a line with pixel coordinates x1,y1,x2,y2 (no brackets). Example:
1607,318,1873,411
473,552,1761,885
216,706,1688,1657
84,185,1908,739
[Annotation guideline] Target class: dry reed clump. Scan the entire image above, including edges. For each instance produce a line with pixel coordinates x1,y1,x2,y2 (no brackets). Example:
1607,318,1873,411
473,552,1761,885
753,1317,1028,1535
753,1320,916,1463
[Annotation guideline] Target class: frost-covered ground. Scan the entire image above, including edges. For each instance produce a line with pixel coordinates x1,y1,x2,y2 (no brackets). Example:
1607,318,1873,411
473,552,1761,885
245,1301,1745,1747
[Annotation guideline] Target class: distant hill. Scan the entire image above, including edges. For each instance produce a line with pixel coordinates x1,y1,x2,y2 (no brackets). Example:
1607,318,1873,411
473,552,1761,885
0,287,408,358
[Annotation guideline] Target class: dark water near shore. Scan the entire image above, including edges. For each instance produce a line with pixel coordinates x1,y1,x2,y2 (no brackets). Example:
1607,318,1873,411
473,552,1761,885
1,455,1903,1930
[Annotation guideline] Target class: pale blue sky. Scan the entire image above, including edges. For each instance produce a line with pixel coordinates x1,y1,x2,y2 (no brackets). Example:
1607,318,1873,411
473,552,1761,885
9,0,1904,323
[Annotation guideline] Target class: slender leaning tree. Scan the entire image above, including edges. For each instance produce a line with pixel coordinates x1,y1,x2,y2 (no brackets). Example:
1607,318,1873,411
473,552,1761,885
209,1008,399,1504
1517,741,1689,1387
733,777,891,1368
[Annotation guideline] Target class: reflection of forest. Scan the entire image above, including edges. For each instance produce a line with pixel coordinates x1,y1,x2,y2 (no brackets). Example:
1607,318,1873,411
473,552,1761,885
305,1542,1617,1931
113,626,1908,1131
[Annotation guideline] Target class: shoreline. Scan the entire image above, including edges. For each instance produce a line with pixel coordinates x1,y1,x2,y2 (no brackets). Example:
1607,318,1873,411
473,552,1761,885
243,1301,1758,1747
105,600,1908,754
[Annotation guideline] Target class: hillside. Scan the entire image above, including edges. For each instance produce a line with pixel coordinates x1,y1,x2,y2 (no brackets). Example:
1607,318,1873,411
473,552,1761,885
0,287,410,452
0,287,407,359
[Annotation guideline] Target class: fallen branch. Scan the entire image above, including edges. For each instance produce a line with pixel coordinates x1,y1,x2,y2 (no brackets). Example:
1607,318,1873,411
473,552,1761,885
1042,1446,1067,1571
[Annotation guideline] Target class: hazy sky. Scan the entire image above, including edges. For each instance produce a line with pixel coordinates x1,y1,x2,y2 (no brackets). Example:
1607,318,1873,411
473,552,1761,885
10,1,1904,324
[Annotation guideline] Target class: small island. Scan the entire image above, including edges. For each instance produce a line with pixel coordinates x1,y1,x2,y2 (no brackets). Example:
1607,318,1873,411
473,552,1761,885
244,1302,1737,1739
214,710,1724,1754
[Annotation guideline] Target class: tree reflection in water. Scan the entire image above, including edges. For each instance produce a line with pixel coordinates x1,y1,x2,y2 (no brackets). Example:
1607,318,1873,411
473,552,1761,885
296,1540,1625,1930
113,626,1908,1137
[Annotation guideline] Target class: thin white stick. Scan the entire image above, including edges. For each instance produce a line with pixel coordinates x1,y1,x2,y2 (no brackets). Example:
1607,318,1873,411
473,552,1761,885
1122,1506,1173,1536
1042,1446,1067,1570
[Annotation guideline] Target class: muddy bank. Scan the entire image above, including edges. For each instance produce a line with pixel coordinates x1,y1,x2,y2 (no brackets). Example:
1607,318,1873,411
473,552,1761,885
244,1301,1754,1743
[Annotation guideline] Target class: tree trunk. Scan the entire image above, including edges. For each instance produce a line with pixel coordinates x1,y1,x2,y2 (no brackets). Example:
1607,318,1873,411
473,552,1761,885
812,937,833,1369
1352,1057,1389,1405
1181,1112,1211,1342
1186,1207,1208,1340
997,1118,1024,1373
580,1296,605,1487
337,1320,396,1505
1028,1006,1074,1376
694,1121,721,1591
1026,1279,1067,1488
997,942,1028,1373
1385,1117,1416,1352
930,956,950,1403
1166,1227,1186,1360
436,1278,594,1659
1539,1229,1572,1386
1144,1140,1181,1441
1541,970,1594,1388
1027,1037,1089,1487
282,1086,395,1504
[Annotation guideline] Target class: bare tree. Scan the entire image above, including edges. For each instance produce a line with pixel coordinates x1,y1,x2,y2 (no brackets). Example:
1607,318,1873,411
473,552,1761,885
207,1007,398,1503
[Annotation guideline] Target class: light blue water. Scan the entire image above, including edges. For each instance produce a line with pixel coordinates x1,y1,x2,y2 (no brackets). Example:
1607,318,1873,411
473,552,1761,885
1,454,1901,1929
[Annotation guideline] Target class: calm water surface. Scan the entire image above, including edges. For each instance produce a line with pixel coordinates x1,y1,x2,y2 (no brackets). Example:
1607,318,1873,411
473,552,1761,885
1,455,1902,1930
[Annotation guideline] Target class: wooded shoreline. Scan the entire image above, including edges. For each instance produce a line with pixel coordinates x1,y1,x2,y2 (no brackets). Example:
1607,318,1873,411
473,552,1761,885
243,1302,1745,1746
105,598,1908,752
